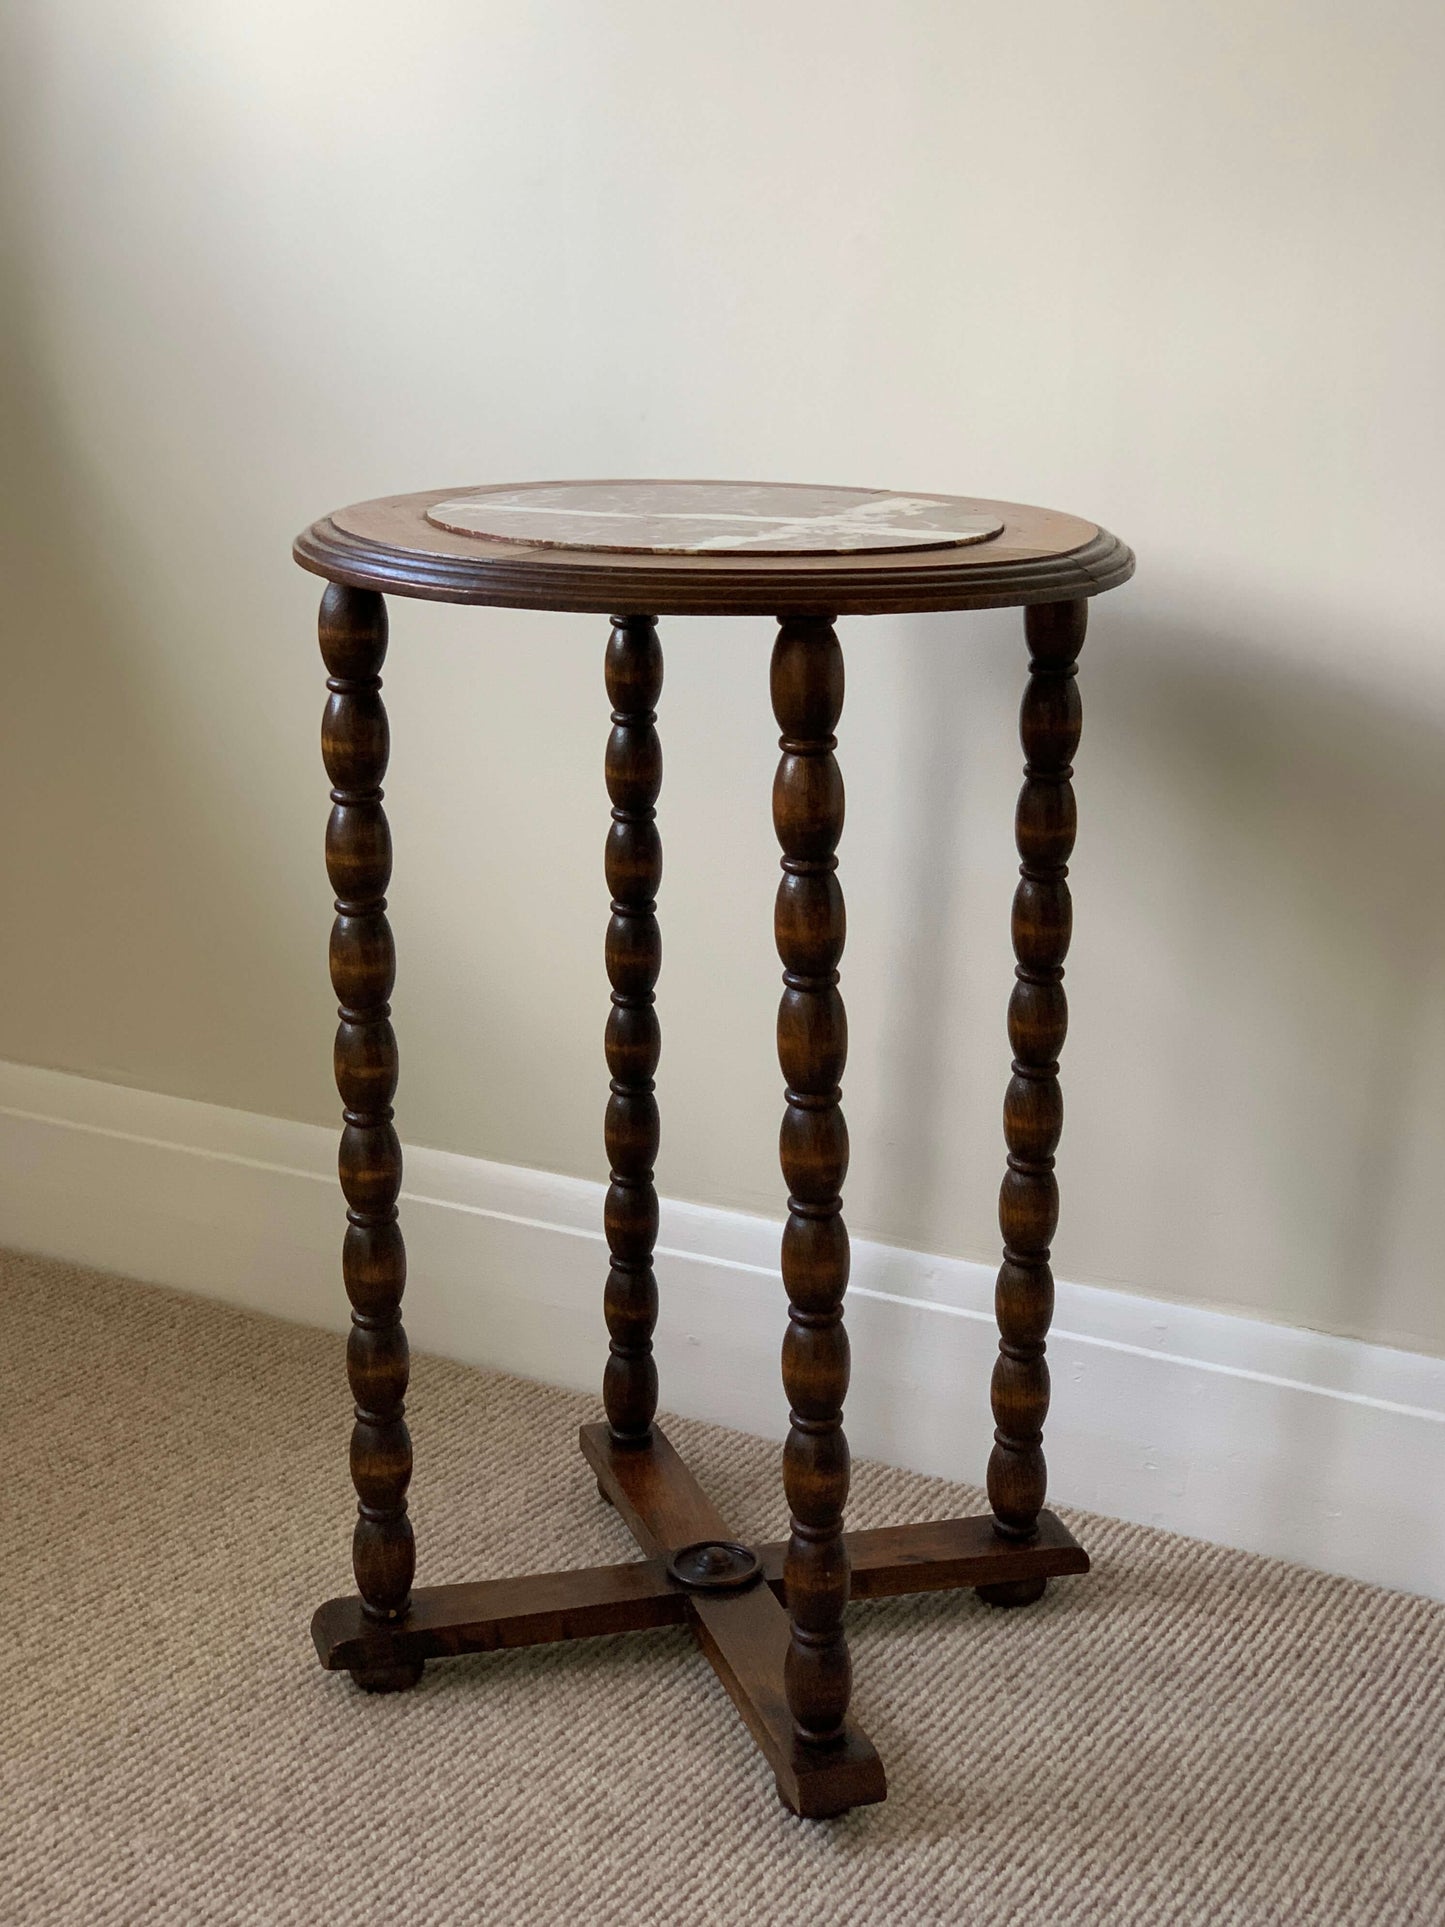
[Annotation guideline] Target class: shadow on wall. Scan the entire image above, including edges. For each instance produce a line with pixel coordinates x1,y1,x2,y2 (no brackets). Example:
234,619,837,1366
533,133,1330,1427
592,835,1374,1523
867,592,1445,1358
0,224,339,1112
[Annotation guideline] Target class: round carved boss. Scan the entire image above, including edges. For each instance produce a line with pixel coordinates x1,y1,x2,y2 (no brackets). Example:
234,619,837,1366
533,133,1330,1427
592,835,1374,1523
666,1541,764,1594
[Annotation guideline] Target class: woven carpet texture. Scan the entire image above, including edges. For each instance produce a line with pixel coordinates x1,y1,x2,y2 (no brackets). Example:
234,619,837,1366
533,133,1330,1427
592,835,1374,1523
2,1251,1442,1924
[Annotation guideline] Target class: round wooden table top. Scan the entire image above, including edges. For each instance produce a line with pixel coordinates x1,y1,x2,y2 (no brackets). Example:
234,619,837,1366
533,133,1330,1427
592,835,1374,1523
294,479,1133,616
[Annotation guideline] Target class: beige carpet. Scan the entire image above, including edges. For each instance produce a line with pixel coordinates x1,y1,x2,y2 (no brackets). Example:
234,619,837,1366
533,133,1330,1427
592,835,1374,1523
2,1251,1442,1924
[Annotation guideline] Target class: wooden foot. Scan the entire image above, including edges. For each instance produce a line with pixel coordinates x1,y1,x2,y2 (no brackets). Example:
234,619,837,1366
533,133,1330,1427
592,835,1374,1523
350,1658,425,1693
976,1575,1049,1609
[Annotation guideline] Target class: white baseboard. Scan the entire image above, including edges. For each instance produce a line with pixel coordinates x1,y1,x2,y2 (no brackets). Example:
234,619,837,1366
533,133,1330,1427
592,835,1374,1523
1,1059,1442,1600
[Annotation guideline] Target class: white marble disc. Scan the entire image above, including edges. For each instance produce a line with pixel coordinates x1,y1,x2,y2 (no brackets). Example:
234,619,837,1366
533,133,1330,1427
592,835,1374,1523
424,481,1004,555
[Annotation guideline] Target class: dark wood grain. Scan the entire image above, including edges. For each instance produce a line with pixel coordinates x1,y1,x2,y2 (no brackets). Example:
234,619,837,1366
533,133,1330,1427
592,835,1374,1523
319,584,422,1689
300,484,1127,1816
581,1423,886,1817
294,486,1133,616
840,1508,1088,1598
312,1558,688,1668
979,598,1085,1606
578,1417,731,1557
602,615,663,1442
688,1594,886,1819
313,1498,1088,1674
771,615,856,1750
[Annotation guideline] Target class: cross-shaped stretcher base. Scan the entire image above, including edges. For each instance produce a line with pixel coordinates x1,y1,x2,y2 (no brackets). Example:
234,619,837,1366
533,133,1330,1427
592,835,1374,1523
311,1424,1089,1818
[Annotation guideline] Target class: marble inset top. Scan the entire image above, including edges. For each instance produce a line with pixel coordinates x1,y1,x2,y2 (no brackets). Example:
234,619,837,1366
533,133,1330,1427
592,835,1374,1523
424,481,1005,555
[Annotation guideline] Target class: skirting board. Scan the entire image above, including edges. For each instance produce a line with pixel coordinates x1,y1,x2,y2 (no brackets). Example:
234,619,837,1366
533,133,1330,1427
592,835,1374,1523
1,1059,1442,1600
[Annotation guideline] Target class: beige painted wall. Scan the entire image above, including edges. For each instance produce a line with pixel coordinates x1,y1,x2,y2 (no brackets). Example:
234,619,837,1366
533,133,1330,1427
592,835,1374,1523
3,3,1444,1353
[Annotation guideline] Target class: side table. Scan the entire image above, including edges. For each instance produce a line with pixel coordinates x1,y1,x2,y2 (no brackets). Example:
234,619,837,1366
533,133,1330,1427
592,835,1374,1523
295,480,1134,1817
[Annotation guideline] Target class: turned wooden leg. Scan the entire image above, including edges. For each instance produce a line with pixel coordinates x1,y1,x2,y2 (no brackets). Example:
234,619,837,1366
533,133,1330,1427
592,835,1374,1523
319,583,422,1690
602,615,663,1445
772,614,853,1747
979,597,1085,1608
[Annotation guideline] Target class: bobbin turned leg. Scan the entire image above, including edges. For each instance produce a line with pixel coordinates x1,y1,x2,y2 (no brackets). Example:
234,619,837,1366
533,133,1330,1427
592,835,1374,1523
319,583,422,1689
771,615,855,1751
978,597,1085,1608
602,616,663,1447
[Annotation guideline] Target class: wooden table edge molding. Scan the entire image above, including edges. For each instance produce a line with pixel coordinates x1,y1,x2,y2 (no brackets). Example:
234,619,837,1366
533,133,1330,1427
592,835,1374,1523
296,478,1131,1820
294,484,1134,615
